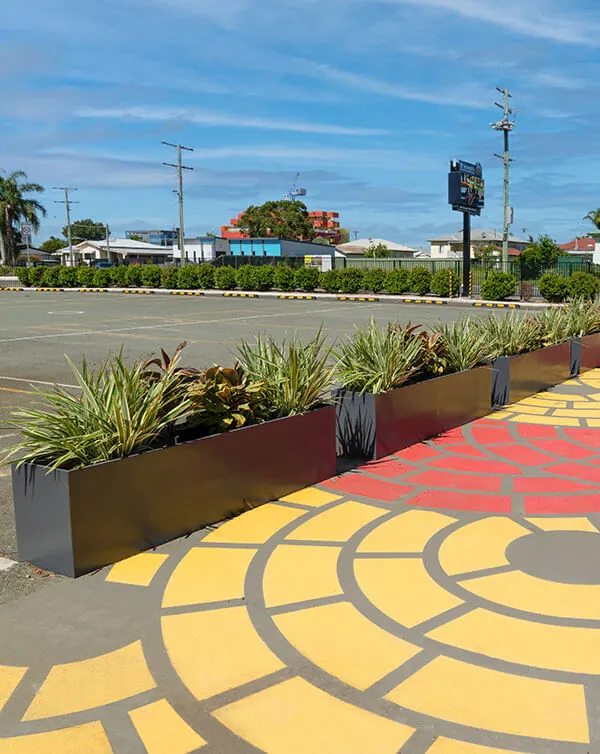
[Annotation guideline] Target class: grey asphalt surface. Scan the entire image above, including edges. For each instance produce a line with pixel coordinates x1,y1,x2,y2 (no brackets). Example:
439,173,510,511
0,291,498,604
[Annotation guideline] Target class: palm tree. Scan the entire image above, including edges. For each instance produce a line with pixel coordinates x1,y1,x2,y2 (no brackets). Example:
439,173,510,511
584,208,600,230
0,171,46,265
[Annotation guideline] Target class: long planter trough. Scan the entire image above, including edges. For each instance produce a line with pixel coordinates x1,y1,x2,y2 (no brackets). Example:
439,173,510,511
336,366,492,460
12,406,336,577
578,334,600,373
492,341,571,406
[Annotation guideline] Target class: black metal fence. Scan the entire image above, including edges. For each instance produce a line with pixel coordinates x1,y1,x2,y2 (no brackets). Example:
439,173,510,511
213,255,307,269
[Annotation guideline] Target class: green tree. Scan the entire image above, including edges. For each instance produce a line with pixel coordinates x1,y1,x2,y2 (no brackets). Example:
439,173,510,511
584,209,600,230
338,228,351,244
520,235,562,280
67,219,106,241
237,200,315,241
40,236,67,253
0,171,46,265
364,242,391,258
128,234,144,242
312,237,330,245
474,244,499,267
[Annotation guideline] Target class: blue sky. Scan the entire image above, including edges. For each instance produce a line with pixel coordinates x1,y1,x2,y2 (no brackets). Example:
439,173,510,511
3,0,600,247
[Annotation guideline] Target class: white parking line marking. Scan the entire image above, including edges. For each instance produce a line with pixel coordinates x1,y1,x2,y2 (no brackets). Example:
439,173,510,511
0,557,16,572
0,376,79,389
0,307,343,344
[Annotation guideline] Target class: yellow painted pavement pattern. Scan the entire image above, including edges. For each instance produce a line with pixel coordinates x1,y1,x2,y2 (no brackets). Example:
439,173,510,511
279,488,342,507
0,722,113,753
428,607,600,674
426,738,529,754
263,545,343,607
527,517,599,532
22,641,156,721
202,503,306,545
105,552,169,587
286,501,386,542
357,510,456,554
274,601,421,690
128,699,207,753
162,607,284,700
0,667,26,714
387,656,589,743
465,570,600,621
213,676,415,753
438,517,529,577
162,547,255,608
354,558,463,627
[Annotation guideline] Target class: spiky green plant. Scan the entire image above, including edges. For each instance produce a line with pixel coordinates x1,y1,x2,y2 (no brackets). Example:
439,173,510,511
237,330,336,416
433,318,494,372
3,352,192,471
564,299,600,337
535,307,571,346
336,319,424,394
477,312,543,357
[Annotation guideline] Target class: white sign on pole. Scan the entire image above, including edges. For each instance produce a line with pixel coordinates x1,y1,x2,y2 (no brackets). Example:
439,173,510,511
21,224,32,236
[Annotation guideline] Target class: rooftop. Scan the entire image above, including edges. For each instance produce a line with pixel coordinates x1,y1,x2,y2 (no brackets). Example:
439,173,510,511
429,229,529,244
336,238,416,253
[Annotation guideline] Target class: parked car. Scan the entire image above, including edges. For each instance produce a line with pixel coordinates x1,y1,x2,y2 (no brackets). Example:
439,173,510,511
94,260,114,269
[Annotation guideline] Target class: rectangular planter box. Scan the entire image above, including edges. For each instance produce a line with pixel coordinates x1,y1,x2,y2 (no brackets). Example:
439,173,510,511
12,406,336,577
579,334,600,373
336,366,492,460
492,341,571,406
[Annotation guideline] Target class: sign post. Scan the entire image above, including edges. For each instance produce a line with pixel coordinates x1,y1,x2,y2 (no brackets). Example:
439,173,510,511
448,160,485,297
21,223,32,267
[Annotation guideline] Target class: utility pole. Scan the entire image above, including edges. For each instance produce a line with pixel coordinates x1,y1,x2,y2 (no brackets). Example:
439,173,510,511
53,187,79,267
105,224,110,262
162,141,194,262
491,88,515,264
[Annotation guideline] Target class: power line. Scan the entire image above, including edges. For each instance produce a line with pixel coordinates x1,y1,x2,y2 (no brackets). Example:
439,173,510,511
491,87,516,264
53,187,79,267
162,141,194,261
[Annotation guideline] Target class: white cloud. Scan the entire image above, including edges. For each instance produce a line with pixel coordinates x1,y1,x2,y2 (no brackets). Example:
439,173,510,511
382,0,600,45
75,105,390,136
305,63,490,109
528,72,590,90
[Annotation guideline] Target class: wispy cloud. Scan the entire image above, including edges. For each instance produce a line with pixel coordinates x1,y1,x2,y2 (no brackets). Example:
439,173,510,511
303,63,490,109
382,0,600,45
75,105,389,136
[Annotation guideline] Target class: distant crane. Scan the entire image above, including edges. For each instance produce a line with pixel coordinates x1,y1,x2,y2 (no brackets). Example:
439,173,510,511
284,172,307,202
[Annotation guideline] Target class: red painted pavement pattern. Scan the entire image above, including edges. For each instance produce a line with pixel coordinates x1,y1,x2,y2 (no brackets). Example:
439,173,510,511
433,455,522,476
470,425,516,445
548,462,600,484
359,458,415,478
410,490,512,513
514,477,599,494
395,444,443,462
487,444,559,467
323,474,412,502
407,470,503,493
525,495,600,514
518,424,560,439
530,439,598,460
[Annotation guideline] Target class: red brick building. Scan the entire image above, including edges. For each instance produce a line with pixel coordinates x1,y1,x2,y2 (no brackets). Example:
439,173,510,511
221,210,341,244
559,237,596,253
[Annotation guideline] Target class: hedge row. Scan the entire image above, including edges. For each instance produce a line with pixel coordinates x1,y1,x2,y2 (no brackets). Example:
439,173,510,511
15,264,466,297
539,272,600,302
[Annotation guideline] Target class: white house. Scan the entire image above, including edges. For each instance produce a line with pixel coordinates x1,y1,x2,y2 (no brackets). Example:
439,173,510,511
336,238,417,257
176,236,230,263
429,229,530,259
55,239,174,266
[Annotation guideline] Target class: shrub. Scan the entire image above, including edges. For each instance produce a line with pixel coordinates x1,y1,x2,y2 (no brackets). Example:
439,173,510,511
338,268,364,294
569,271,600,301
477,312,542,357
93,268,112,288
177,265,198,290
336,319,424,394
362,268,387,293
162,266,179,289
110,265,129,287
15,267,31,286
294,266,320,292
274,265,296,292
76,266,95,287
320,269,341,293
408,266,432,295
4,351,192,471
254,265,274,291
58,266,78,287
141,265,162,288
126,265,144,287
236,264,258,291
539,273,569,303
384,268,410,295
431,268,460,298
196,263,215,289
480,270,516,301
29,267,45,286
214,266,236,290
237,330,336,417
40,266,61,287
433,319,495,373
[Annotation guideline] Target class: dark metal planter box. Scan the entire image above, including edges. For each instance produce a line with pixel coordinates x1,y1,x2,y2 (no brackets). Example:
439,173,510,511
12,406,336,578
578,334,600,373
336,366,492,460
492,341,571,406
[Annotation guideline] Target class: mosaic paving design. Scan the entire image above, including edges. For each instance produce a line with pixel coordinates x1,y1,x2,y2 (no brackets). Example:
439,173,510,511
2,375,600,752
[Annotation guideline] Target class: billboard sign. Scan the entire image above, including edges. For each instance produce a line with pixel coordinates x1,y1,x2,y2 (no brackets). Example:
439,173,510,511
448,160,484,216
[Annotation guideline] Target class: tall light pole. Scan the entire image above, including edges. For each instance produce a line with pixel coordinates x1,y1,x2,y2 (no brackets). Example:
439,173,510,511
491,88,515,264
53,187,79,266
162,141,194,262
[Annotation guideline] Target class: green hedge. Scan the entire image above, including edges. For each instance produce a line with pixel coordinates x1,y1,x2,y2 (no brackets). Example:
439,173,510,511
539,273,569,303
569,271,600,301
481,270,516,301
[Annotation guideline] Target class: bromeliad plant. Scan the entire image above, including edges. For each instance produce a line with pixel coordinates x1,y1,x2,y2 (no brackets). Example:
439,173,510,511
4,351,192,471
432,319,494,373
477,312,544,357
236,330,336,416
